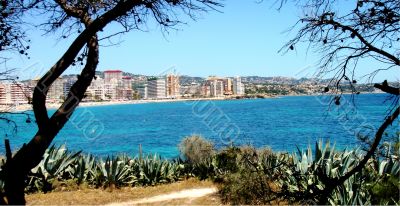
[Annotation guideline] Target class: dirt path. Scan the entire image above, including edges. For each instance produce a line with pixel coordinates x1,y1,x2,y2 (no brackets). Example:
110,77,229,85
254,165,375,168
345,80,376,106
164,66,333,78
106,187,218,205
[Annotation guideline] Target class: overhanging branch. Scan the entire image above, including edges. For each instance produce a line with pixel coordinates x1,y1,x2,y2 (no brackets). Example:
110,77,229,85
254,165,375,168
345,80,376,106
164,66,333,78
374,81,400,95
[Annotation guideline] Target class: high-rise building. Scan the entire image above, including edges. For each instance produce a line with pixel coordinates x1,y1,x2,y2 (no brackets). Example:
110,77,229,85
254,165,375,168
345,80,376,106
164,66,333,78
118,76,133,100
223,78,233,95
122,76,132,90
63,76,77,97
206,76,225,97
166,74,180,98
104,80,118,100
30,77,64,101
233,76,245,95
0,82,32,105
42,77,64,101
210,79,224,97
85,75,105,101
104,70,123,83
137,84,148,99
147,77,166,99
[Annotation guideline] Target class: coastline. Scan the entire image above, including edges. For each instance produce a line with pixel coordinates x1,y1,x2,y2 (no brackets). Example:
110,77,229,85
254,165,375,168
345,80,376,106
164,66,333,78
0,97,237,112
1,92,384,112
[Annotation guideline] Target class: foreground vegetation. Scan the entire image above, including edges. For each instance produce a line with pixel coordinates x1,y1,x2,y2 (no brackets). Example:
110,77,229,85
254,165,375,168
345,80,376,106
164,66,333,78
1,135,399,205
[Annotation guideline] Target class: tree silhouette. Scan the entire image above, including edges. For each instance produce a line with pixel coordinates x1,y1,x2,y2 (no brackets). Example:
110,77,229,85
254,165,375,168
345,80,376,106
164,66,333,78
280,0,399,203
0,0,221,204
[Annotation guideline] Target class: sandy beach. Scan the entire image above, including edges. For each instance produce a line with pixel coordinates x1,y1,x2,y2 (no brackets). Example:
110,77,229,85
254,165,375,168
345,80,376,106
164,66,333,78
0,97,233,112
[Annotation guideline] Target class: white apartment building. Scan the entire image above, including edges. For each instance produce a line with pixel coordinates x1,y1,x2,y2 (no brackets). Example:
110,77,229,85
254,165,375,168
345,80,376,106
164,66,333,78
233,76,245,95
78,70,132,101
147,77,166,99
210,79,224,97
0,82,32,105
205,77,225,97
85,76,106,101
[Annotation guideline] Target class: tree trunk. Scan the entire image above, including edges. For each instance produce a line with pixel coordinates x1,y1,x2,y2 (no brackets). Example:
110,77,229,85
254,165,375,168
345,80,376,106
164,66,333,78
2,35,99,204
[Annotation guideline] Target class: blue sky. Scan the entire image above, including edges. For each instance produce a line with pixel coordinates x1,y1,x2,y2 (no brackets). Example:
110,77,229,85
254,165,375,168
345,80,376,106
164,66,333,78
6,1,399,82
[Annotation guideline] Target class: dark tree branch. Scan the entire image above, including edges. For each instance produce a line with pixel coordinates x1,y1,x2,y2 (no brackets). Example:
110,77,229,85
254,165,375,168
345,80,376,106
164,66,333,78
32,0,146,130
325,20,400,66
374,81,400,95
324,104,399,195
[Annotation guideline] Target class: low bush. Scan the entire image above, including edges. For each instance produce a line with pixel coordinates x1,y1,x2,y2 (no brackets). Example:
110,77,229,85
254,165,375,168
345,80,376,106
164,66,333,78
217,145,282,204
178,135,215,164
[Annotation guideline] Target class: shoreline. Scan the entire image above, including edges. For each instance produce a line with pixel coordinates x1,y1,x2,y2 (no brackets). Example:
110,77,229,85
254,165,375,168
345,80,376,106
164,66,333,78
1,92,385,112
0,97,237,112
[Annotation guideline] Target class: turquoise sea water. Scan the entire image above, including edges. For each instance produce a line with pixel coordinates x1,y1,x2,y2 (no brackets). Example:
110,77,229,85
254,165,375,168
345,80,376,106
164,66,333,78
0,93,398,158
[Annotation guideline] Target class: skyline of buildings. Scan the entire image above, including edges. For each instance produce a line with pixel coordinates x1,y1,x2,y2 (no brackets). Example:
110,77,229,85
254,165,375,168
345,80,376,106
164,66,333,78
0,69,246,105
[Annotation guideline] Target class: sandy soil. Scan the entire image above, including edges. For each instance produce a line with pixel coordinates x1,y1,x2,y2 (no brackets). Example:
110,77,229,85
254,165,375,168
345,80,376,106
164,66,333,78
106,187,217,206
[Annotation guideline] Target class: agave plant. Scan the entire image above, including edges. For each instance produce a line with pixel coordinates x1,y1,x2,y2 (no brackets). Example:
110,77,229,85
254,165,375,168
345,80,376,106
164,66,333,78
27,144,81,192
192,158,216,180
161,161,184,182
259,152,290,179
278,140,372,204
138,154,182,185
377,155,400,176
329,171,371,205
96,155,135,188
71,154,96,185
138,154,165,185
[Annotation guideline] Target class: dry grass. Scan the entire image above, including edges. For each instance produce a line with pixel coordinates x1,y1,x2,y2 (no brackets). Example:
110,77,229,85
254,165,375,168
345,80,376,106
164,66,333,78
26,178,221,205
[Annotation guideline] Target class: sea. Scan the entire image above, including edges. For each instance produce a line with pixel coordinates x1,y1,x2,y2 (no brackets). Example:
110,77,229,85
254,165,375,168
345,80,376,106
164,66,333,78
0,93,398,158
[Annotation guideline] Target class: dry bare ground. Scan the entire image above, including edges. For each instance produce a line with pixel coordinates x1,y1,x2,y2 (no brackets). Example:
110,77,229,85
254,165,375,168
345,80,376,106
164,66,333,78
26,178,222,205
107,188,218,206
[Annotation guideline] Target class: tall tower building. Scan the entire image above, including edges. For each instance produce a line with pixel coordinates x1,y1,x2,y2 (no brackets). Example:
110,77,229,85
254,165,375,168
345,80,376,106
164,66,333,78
206,76,225,97
223,78,233,95
233,76,245,95
166,74,180,98
120,76,133,100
